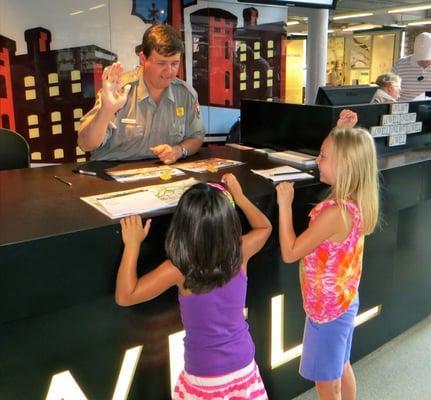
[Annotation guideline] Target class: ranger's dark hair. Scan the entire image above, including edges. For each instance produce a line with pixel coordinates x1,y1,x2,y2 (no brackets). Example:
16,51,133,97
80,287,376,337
141,24,184,58
165,183,242,294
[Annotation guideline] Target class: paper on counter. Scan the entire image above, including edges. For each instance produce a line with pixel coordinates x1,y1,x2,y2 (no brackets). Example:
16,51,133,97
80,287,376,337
98,190,168,218
251,165,314,182
81,177,200,219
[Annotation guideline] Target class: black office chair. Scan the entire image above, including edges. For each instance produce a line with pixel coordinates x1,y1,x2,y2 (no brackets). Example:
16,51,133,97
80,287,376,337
0,128,30,170
226,118,241,144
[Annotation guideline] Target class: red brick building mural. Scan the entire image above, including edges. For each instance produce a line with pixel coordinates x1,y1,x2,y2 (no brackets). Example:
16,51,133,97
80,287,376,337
1,27,116,163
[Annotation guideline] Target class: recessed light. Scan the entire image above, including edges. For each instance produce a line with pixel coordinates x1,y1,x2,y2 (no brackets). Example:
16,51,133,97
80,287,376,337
333,12,374,21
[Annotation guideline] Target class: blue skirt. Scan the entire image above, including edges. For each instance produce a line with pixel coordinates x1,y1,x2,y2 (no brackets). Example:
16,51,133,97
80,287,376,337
299,296,359,381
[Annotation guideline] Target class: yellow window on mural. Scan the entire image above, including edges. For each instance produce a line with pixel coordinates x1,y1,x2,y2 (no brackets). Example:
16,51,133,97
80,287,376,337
52,124,62,135
73,108,83,118
31,152,42,161
76,146,85,156
268,40,274,49
51,111,61,122
240,72,246,81
48,73,58,84
28,128,40,139
25,89,36,100
71,70,81,81
54,149,64,159
254,42,260,50
28,114,39,126
240,82,246,91
267,69,273,78
49,86,59,97
253,81,260,89
71,83,81,93
254,71,260,79
24,76,35,87
74,121,80,131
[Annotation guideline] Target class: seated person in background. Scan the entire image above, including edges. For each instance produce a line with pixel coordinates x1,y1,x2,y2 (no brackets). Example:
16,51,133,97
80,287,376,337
78,24,205,164
371,72,401,103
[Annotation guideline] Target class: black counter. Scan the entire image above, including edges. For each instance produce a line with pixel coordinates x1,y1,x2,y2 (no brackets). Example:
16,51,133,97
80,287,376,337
1,146,430,399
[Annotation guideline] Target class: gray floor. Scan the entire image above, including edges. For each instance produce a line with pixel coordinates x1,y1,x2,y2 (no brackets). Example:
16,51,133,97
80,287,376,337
292,314,431,400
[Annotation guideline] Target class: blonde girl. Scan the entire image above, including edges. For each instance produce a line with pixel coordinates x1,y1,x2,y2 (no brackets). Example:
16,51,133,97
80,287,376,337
276,126,379,400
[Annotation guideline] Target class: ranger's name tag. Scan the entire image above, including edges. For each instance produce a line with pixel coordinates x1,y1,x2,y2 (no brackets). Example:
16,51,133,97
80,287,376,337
121,118,137,124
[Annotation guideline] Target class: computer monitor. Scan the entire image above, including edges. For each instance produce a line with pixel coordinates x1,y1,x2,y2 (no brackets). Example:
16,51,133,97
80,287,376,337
315,85,378,106
238,0,337,9
240,100,337,154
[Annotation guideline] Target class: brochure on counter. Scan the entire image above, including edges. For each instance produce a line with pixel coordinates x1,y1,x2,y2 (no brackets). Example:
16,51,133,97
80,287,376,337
175,157,244,173
251,165,314,183
105,165,185,182
81,177,200,219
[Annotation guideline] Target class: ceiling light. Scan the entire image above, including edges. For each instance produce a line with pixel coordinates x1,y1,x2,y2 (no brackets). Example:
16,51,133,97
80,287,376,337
407,19,431,26
388,4,431,14
89,4,106,11
333,12,374,21
388,23,407,28
342,24,381,32
70,10,83,16
285,21,300,26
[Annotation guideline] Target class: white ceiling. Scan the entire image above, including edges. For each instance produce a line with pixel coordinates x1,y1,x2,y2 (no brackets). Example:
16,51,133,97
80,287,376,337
288,0,431,32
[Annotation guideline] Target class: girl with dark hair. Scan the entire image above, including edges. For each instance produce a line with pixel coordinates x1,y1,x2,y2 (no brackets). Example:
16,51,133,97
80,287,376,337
115,173,271,399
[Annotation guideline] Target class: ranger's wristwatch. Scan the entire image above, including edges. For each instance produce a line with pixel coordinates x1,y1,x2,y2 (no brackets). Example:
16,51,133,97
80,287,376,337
179,145,188,158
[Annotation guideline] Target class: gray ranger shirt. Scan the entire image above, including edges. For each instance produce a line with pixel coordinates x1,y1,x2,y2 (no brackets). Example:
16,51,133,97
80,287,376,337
80,66,206,160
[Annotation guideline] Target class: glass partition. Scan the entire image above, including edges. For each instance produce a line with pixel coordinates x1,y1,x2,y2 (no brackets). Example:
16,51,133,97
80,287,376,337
0,0,289,163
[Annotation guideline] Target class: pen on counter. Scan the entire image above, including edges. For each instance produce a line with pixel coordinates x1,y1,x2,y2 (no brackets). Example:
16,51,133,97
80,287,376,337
54,175,72,187
271,171,302,176
78,170,97,176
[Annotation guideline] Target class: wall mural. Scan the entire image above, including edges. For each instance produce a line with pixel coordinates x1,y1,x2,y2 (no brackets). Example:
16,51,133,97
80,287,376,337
0,0,287,163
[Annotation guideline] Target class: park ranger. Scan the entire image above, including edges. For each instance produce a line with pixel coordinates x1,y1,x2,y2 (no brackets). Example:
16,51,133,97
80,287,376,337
78,24,205,164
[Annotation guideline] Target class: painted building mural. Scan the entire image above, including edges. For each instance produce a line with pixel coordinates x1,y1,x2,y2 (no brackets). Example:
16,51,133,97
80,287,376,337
0,0,287,163
1,28,116,163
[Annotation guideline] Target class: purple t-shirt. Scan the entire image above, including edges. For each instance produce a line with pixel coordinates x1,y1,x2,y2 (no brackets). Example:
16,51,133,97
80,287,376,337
178,269,255,376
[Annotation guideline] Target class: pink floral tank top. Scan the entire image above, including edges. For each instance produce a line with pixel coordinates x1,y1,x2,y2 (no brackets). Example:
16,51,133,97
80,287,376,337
300,199,364,323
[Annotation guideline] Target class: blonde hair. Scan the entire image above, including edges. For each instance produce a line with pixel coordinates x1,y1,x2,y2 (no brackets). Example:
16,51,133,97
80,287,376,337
326,127,379,235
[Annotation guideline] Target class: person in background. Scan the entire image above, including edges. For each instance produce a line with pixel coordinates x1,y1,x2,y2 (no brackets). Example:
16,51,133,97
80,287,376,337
276,126,379,400
115,173,272,399
243,7,259,27
78,24,205,163
327,61,341,87
392,32,431,101
371,72,402,103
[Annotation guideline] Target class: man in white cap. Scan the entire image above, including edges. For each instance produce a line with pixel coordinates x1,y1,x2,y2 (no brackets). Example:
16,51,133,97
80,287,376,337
392,32,431,101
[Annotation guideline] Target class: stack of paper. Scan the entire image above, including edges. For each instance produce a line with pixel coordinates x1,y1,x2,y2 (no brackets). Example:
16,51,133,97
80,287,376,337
251,165,314,183
268,150,317,168
81,177,200,219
